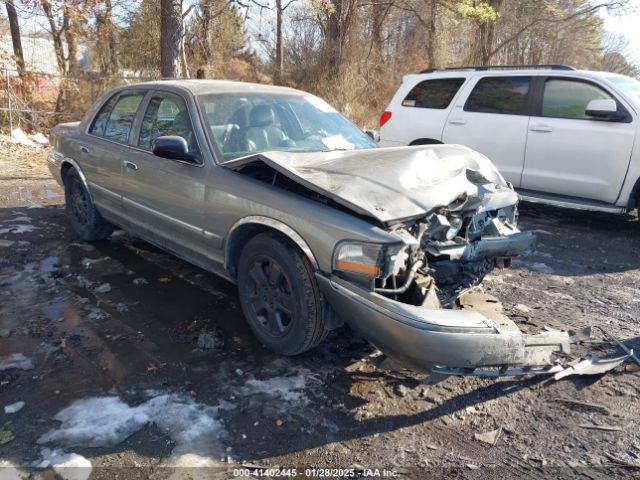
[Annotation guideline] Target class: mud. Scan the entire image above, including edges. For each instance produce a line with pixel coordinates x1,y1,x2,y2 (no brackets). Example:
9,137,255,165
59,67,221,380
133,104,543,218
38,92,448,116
1,146,640,479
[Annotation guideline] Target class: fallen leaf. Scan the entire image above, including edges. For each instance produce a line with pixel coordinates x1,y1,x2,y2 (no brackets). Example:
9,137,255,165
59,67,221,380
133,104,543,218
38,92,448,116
275,419,284,427
474,427,501,446
158,275,171,284
146,362,159,373
0,430,14,445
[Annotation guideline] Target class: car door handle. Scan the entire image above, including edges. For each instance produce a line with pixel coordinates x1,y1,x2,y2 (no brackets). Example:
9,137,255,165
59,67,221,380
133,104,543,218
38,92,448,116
448,118,467,125
79,146,90,154
529,124,553,133
123,161,138,171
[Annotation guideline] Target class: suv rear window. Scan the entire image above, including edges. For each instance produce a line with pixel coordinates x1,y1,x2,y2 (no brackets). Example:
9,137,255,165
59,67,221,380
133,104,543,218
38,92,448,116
464,76,531,115
402,78,465,109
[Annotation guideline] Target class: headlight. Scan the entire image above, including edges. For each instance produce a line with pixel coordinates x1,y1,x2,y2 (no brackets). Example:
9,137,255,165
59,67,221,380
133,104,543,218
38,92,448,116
333,241,402,279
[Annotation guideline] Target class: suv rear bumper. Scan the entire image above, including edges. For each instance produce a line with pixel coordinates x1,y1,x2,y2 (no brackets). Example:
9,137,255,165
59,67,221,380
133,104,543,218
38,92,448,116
317,274,570,373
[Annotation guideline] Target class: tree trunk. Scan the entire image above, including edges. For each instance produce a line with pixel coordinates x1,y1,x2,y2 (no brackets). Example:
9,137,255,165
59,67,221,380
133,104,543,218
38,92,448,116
160,0,183,78
41,0,66,73
274,0,284,84
424,0,437,68
4,0,25,76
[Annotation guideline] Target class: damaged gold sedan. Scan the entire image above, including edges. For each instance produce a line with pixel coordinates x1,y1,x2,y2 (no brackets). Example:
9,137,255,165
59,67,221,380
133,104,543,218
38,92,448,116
48,80,570,376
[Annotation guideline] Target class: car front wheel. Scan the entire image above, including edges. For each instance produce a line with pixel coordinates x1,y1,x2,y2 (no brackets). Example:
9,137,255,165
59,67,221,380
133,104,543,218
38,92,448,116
64,168,114,241
237,232,329,355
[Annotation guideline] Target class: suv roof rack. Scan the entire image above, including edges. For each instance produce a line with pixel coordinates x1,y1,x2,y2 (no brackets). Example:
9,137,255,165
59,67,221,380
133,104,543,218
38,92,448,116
419,64,575,74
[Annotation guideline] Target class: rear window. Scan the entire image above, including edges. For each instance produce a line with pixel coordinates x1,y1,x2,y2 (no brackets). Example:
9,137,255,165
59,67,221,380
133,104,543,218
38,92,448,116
464,76,531,115
402,78,465,109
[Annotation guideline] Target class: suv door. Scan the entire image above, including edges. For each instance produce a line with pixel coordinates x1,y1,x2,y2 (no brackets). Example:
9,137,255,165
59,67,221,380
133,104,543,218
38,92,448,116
121,90,209,259
442,75,532,187
521,77,635,203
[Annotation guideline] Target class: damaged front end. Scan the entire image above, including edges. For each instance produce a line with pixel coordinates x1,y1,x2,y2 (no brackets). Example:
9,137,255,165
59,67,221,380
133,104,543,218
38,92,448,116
319,178,570,376
226,145,571,376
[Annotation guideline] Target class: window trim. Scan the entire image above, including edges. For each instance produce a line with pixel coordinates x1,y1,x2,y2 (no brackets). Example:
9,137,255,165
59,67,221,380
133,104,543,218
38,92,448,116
463,75,533,116
131,89,205,167
86,88,148,145
402,77,466,110
533,76,632,123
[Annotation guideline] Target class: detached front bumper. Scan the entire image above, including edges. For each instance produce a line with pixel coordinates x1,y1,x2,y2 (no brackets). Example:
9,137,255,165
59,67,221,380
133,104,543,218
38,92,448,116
317,274,570,374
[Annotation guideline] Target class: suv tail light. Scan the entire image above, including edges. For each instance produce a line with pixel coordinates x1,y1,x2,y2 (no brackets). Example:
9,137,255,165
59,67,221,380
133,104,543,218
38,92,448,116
379,111,392,128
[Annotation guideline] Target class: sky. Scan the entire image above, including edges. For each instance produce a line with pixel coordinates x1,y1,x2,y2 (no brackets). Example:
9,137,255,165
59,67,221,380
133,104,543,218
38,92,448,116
601,1,640,66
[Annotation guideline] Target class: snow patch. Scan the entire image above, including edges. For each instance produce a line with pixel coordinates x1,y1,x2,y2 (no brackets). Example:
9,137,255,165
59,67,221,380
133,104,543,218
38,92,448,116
38,394,230,465
10,128,36,147
33,132,49,145
0,353,34,371
4,401,25,414
0,224,36,235
40,256,60,274
243,369,319,402
37,448,92,480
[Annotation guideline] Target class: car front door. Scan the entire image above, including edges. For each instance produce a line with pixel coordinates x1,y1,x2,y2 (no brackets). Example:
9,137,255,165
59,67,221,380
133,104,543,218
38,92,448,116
521,77,635,203
121,90,209,260
442,75,532,187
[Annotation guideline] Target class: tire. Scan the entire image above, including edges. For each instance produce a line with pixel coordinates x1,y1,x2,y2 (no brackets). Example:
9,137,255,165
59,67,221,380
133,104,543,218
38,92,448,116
64,168,114,241
237,232,329,355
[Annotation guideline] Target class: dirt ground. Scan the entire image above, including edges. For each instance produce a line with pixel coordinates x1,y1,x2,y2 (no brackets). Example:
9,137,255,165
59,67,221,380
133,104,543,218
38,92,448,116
1,142,640,480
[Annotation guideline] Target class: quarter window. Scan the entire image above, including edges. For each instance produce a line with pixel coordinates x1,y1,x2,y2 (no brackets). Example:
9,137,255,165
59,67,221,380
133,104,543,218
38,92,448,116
89,95,118,136
465,76,531,115
101,94,144,142
402,78,465,109
138,95,198,155
542,79,615,120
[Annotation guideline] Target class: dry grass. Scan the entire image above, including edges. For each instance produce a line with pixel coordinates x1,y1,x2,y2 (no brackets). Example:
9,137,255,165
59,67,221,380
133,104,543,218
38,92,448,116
0,136,62,208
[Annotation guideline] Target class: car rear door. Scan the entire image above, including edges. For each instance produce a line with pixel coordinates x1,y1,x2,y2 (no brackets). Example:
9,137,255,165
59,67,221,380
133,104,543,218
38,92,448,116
83,90,147,216
521,76,635,203
442,75,532,187
120,89,209,260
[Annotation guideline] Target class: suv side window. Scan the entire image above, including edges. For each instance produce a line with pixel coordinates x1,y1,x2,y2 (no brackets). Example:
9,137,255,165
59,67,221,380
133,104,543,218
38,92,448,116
465,76,531,115
402,78,465,109
138,94,199,156
100,93,145,143
542,79,615,120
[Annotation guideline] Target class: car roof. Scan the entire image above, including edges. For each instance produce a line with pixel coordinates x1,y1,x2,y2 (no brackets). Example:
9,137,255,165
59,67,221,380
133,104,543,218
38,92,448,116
404,68,628,82
121,79,309,97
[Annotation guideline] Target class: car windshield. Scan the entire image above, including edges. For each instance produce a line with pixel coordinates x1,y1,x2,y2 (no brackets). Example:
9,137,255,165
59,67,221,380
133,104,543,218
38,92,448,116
607,75,640,101
197,93,376,162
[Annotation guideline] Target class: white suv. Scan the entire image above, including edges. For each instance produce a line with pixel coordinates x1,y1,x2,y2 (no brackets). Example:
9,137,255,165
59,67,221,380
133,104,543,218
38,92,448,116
379,65,640,215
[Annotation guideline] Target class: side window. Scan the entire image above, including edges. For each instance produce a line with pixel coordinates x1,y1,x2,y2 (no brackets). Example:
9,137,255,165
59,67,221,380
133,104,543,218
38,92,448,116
402,78,465,109
542,79,615,120
138,95,198,154
465,76,531,115
89,95,118,136
102,94,144,143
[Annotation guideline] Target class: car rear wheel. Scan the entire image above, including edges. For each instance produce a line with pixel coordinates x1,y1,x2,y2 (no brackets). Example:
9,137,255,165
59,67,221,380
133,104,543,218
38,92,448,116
237,232,329,355
64,168,114,241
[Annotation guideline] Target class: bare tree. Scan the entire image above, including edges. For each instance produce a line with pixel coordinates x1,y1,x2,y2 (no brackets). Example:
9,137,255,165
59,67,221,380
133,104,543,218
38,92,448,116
160,0,183,78
4,0,25,76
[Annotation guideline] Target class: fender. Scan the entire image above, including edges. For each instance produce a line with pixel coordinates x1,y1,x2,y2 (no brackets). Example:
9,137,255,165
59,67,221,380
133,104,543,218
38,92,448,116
58,155,94,203
224,216,319,276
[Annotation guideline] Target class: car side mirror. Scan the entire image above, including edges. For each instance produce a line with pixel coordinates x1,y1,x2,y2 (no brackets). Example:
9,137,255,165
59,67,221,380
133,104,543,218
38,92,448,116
152,136,199,162
585,99,626,122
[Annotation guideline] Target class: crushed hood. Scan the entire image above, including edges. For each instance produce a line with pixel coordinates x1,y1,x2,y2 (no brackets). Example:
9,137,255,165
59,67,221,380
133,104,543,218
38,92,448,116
225,145,518,224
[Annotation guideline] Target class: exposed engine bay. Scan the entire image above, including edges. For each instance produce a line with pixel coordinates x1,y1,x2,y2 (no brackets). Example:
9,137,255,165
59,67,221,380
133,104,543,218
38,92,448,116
375,203,535,308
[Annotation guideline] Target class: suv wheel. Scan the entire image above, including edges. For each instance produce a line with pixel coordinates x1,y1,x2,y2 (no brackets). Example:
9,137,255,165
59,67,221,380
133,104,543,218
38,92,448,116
64,168,114,241
237,233,329,355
